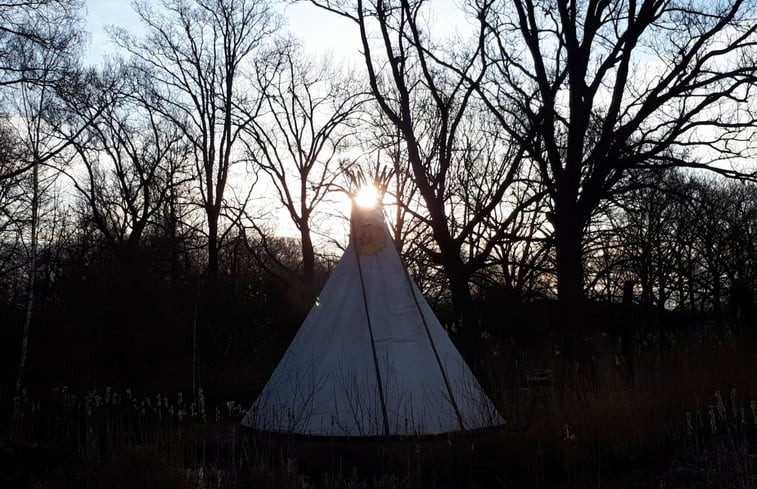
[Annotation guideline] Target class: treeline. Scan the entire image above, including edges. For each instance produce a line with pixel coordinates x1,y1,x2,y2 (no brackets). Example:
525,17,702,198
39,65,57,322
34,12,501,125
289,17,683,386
1,0,756,403
588,172,757,323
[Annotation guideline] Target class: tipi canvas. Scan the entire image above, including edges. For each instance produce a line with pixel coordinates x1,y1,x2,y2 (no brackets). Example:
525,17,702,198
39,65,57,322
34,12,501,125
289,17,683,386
242,202,504,437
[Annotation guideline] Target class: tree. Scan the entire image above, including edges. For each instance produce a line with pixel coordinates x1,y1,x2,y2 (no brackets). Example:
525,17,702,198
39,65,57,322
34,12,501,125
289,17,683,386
0,0,85,433
589,169,757,333
0,0,87,181
476,0,757,336
588,169,689,310
7,34,80,433
488,164,552,301
0,118,25,254
244,43,365,284
113,0,280,287
62,63,192,263
311,0,541,345
0,0,82,88
688,177,739,321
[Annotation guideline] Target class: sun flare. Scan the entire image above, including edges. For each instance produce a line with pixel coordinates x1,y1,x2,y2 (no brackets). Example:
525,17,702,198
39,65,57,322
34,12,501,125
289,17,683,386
354,184,380,208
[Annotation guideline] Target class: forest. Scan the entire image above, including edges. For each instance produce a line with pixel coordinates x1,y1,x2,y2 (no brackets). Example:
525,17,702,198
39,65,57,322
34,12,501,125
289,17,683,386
1,0,756,487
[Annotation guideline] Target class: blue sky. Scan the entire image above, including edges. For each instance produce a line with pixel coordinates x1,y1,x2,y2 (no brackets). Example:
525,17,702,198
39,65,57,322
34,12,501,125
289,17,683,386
83,0,362,65
84,0,143,63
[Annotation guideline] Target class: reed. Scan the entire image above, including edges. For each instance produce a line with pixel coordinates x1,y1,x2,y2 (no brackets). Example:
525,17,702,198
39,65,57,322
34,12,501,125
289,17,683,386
3,329,756,488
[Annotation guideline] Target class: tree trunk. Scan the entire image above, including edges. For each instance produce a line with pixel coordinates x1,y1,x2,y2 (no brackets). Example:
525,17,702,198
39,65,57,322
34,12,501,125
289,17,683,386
441,255,477,356
192,278,201,404
207,207,219,290
554,209,587,366
301,221,315,284
202,207,220,378
711,269,723,323
12,159,39,438
167,186,180,287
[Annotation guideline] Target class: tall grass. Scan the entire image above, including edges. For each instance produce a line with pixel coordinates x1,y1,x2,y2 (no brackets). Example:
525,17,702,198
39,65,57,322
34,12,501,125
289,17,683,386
482,328,757,487
3,329,756,488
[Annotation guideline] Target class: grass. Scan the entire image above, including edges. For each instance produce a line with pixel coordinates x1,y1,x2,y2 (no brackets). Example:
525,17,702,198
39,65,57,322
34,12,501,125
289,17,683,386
2,328,756,488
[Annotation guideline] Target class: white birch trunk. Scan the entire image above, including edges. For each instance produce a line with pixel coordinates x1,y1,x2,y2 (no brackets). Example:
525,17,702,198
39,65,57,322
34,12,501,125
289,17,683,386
11,156,39,437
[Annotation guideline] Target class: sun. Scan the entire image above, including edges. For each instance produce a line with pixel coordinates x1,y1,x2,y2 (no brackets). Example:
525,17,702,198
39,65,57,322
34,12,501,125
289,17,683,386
354,184,380,208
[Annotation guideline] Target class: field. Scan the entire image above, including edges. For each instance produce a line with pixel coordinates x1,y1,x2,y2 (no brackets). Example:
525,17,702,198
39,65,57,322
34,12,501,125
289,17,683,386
2,326,756,489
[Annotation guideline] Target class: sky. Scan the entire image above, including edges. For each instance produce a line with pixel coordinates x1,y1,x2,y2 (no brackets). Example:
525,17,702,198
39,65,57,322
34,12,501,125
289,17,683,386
83,0,363,66
82,0,368,241
80,0,467,242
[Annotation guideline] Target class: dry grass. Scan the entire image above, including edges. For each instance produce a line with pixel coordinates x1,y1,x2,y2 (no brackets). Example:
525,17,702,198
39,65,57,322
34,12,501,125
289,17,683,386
3,330,757,488
482,329,757,487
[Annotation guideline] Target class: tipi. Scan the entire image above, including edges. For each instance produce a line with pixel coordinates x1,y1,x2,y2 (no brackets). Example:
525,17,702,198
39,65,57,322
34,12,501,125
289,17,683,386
242,194,504,437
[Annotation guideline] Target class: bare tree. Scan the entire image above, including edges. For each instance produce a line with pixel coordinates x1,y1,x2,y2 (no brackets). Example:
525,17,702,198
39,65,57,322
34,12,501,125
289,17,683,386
0,1,91,182
0,0,88,433
475,0,757,336
61,63,192,263
353,112,433,293
589,169,757,335
8,41,79,434
310,0,540,344
382,132,422,256
586,170,682,309
244,42,365,284
721,183,757,328
688,178,737,320
0,0,83,87
112,0,280,287
489,164,552,300
0,118,25,252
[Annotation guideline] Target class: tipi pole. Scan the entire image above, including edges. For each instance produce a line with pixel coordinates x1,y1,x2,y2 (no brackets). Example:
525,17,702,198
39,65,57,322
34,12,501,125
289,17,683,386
401,265,466,432
352,230,392,438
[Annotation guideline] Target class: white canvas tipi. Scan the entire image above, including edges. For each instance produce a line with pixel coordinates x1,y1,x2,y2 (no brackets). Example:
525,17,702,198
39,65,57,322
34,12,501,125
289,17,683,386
242,200,504,437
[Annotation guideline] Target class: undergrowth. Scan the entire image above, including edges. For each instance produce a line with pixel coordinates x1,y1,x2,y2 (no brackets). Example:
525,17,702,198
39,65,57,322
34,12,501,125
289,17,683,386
2,330,756,489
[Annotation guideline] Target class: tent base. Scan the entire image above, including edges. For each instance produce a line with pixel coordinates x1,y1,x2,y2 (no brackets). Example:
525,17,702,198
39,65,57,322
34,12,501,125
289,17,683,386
241,425,506,476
